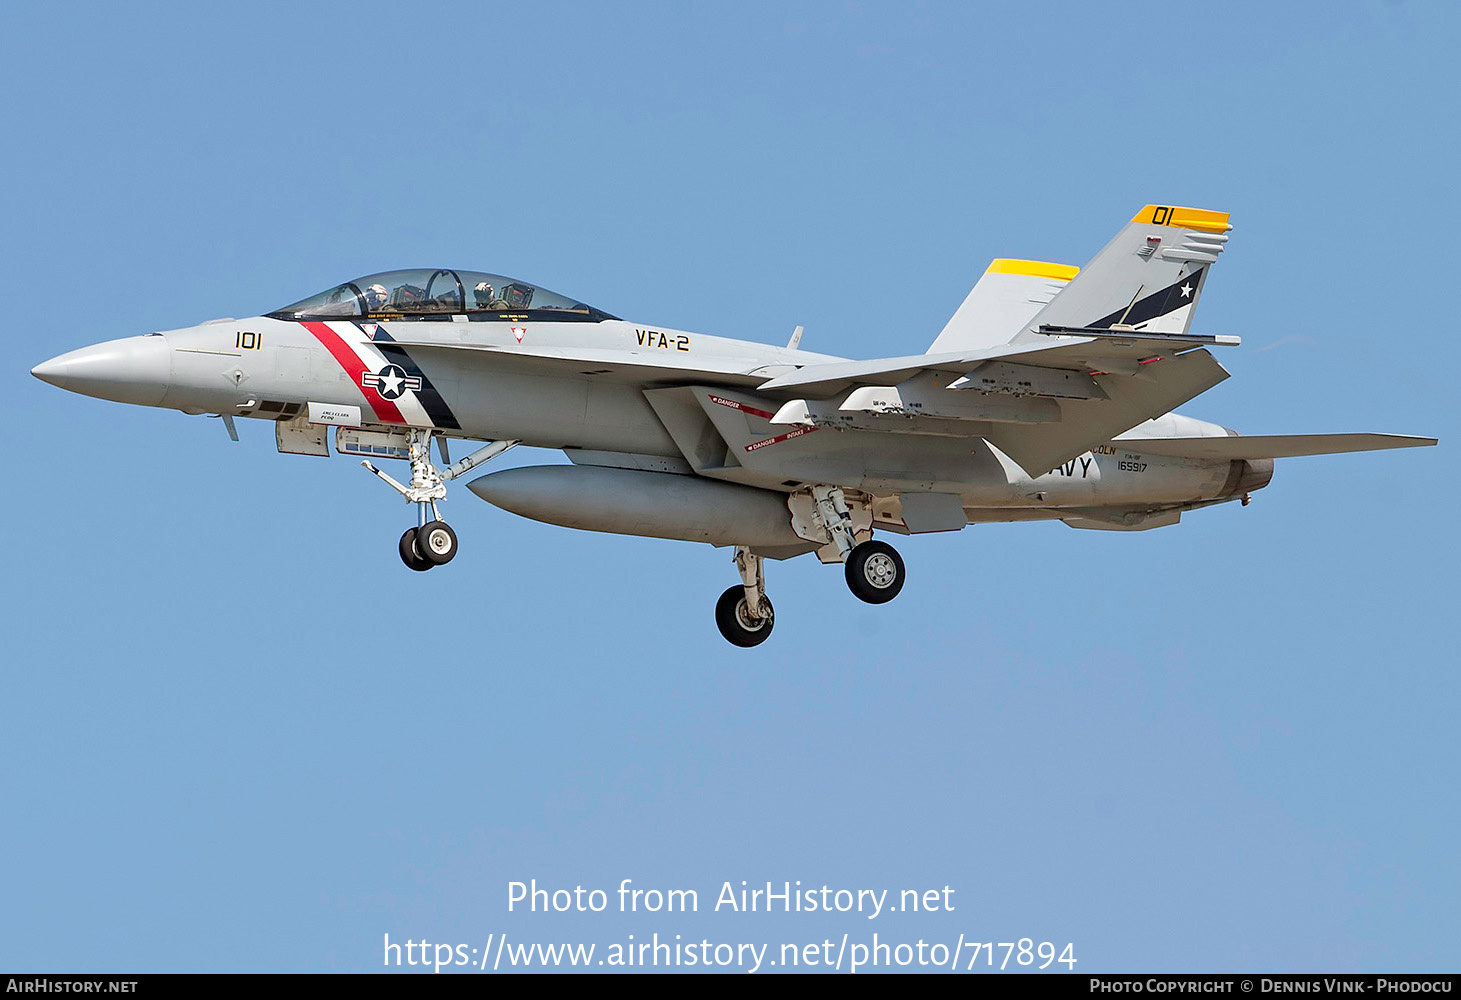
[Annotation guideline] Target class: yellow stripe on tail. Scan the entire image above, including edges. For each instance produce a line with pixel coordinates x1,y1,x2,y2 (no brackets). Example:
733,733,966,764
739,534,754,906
984,259,1080,281
1131,205,1231,233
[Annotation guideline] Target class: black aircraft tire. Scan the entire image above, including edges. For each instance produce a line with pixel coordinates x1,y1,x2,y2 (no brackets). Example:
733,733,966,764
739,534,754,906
845,540,905,604
714,585,775,647
399,528,433,572
418,521,458,565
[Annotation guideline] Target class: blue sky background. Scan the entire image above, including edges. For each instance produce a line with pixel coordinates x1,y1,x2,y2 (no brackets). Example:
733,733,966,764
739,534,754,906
2,0,1456,973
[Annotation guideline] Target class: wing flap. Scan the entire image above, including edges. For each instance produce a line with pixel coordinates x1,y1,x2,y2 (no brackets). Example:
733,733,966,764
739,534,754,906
1113,432,1438,460
1037,325,1240,348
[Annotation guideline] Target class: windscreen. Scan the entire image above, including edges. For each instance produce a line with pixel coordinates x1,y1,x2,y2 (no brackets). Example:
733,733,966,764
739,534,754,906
271,270,614,321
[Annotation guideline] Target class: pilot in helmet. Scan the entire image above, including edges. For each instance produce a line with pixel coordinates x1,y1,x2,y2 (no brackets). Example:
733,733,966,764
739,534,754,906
364,283,389,312
474,281,499,310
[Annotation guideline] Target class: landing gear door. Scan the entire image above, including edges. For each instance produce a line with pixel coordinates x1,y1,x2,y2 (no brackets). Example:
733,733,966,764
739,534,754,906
276,412,329,456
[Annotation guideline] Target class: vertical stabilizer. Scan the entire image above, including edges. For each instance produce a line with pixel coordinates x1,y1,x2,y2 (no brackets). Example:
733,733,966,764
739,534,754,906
1010,205,1231,345
927,259,1077,353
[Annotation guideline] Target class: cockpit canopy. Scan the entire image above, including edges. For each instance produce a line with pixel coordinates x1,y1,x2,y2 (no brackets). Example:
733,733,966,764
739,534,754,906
269,269,616,322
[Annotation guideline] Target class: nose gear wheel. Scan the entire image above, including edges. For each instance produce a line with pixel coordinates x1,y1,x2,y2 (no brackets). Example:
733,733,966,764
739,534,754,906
417,521,458,565
399,528,433,571
363,431,518,572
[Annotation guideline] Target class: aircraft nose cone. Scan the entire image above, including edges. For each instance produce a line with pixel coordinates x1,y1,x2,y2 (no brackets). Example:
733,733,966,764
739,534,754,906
31,335,170,406
29,357,68,387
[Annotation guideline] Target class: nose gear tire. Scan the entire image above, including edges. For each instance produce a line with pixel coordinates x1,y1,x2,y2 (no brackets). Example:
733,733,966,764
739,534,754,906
845,540,904,604
418,521,458,565
399,528,433,572
714,585,774,647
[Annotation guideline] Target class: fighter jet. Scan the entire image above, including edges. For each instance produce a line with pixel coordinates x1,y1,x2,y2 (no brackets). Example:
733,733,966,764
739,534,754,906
31,205,1435,645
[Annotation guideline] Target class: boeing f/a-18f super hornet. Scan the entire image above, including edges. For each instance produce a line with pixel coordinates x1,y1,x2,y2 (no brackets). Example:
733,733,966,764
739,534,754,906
33,205,1436,645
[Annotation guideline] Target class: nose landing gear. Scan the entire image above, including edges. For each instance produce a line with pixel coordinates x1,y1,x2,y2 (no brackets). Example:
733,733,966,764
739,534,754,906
361,429,515,571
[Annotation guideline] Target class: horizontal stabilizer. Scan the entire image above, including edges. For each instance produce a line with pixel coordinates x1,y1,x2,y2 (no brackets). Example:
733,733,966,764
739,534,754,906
1113,433,1438,460
986,349,1230,475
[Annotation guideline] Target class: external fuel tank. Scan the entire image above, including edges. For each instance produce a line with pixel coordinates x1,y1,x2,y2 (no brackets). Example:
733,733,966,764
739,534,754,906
467,465,804,548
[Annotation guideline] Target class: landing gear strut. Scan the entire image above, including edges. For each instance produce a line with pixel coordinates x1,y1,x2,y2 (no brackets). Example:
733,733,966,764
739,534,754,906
715,546,774,647
789,484,909,605
715,485,913,645
360,429,516,571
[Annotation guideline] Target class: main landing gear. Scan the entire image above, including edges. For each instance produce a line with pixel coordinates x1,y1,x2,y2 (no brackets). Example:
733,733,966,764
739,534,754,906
716,547,775,647
361,429,517,572
845,539,905,604
714,485,908,647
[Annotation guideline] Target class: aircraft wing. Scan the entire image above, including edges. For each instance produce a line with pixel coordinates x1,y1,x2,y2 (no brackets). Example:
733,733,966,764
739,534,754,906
757,331,1239,475
1112,432,1438,459
756,328,1238,397
755,344,1058,396
390,334,1258,476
